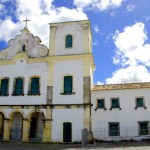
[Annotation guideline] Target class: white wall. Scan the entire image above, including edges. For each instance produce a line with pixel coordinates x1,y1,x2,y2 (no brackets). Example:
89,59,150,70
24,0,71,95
55,24,84,55
92,88,150,140
52,109,83,142
0,58,48,105
53,60,83,104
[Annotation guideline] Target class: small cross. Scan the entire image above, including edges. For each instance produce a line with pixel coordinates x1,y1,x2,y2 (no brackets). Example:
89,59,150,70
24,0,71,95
23,18,30,28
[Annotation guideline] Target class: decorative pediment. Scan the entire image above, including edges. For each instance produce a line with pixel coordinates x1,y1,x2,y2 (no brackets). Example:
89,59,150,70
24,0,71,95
0,27,48,60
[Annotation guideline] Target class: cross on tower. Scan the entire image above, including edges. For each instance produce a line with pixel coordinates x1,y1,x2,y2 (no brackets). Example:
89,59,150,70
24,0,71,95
23,18,30,28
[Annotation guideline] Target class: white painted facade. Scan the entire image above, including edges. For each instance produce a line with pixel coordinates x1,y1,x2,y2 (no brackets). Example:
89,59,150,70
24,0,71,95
0,20,93,143
55,24,84,55
50,20,92,142
53,60,83,104
92,86,150,141
0,19,150,143
0,59,48,105
52,109,84,142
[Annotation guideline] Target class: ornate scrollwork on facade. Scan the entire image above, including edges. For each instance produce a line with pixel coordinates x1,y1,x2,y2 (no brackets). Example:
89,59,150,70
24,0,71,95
38,49,48,57
0,51,7,60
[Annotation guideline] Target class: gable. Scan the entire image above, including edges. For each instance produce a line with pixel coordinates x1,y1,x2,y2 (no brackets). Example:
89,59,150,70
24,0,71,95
0,27,48,60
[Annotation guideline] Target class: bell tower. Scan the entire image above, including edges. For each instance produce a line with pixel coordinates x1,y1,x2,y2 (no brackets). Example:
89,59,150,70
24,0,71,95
49,20,92,56
48,20,94,142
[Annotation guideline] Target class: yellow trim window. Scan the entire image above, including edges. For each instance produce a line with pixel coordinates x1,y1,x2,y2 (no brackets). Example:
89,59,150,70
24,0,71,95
13,78,24,96
0,78,9,96
28,77,40,95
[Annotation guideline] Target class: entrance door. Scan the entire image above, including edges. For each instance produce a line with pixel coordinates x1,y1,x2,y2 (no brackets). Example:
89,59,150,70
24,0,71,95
11,113,22,141
63,122,72,142
30,117,37,138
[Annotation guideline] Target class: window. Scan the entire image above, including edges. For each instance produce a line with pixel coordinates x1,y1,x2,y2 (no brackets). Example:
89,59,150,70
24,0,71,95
139,122,149,135
135,97,146,109
136,97,144,107
64,76,72,94
97,99,106,110
65,35,72,48
109,122,120,136
0,78,9,96
28,77,40,95
13,78,24,96
110,98,121,110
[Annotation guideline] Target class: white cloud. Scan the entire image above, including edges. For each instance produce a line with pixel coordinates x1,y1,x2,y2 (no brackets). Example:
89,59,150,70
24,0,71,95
113,22,149,66
106,65,150,84
96,81,103,85
105,33,113,42
0,0,87,47
94,25,99,33
126,4,135,12
106,22,150,84
93,40,99,46
0,17,22,42
145,16,149,21
73,0,123,11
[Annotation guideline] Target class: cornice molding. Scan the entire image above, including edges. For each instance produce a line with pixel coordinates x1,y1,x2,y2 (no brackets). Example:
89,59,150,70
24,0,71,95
46,53,95,68
0,52,47,65
92,82,150,91
0,53,94,67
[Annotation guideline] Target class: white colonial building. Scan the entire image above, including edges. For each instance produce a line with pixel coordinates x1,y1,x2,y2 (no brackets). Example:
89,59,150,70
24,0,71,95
0,19,150,143
92,83,150,141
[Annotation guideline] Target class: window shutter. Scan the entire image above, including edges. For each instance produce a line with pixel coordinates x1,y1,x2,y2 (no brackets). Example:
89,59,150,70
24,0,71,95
15,78,23,95
31,78,39,94
66,35,72,48
112,99,119,108
98,99,104,108
64,76,72,94
140,122,148,135
137,98,143,107
1,79,8,95
109,123,119,136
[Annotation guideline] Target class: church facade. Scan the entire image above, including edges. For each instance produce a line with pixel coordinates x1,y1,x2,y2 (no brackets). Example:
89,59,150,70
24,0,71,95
0,19,150,143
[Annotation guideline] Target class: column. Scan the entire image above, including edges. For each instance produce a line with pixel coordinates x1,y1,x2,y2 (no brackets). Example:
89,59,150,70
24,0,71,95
42,106,52,142
49,26,56,56
83,24,90,53
84,106,93,143
42,119,52,142
3,118,11,141
22,119,30,142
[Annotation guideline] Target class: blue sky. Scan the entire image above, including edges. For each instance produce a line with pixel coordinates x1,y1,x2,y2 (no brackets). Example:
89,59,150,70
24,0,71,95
0,0,150,84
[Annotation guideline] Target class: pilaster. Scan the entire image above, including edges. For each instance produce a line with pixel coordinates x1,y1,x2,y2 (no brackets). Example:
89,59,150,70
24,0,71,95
84,106,93,142
83,77,91,103
47,61,54,104
47,61,54,86
3,118,10,141
42,119,52,142
42,106,52,142
49,26,56,56
83,23,91,53
22,119,30,142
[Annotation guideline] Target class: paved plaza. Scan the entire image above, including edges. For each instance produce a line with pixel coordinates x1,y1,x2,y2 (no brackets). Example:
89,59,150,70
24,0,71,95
0,142,150,150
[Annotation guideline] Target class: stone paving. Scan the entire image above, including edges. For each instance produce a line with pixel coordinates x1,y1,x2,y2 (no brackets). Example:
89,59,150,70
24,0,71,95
0,142,150,150
78,147,150,150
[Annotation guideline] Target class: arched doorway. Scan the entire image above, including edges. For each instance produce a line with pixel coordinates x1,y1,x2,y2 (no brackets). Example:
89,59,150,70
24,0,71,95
0,113,4,139
29,112,44,141
10,112,23,141
63,122,72,142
